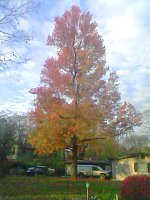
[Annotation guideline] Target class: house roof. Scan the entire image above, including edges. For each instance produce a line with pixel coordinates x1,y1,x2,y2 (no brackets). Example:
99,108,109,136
66,160,111,165
111,153,150,161
21,143,34,150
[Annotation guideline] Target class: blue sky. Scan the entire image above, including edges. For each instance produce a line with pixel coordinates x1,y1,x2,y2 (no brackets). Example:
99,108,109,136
0,0,150,114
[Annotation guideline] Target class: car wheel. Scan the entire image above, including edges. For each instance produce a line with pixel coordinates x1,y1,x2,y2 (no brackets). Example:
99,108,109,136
99,173,106,180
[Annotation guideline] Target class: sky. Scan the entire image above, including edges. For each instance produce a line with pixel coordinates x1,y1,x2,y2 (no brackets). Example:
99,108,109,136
0,0,150,114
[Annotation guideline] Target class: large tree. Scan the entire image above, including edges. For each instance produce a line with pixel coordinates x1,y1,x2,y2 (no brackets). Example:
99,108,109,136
29,6,142,178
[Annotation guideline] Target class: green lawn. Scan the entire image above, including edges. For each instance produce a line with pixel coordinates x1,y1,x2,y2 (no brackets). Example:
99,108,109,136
0,176,122,200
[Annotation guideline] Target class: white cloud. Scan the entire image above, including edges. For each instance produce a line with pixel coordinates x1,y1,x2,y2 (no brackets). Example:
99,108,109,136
19,18,30,31
0,0,149,114
138,67,150,75
117,70,129,76
86,0,150,111
0,101,32,113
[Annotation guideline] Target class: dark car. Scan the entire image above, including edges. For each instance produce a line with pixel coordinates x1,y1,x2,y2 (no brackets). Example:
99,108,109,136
26,165,55,176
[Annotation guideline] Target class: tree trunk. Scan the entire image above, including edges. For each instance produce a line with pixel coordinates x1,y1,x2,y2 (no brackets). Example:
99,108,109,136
71,135,77,178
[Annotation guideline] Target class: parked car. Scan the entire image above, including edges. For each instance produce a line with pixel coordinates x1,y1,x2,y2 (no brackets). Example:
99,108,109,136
77,164,111,179
26,165,55,176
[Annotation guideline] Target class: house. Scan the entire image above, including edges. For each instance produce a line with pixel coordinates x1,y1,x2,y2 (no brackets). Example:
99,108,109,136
7,144,18,161
111,153,150,180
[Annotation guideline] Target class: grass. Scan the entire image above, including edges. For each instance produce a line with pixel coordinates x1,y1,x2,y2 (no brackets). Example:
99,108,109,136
0,176,122,200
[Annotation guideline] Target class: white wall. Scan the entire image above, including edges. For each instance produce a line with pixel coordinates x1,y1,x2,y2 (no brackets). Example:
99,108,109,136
112,156,150,180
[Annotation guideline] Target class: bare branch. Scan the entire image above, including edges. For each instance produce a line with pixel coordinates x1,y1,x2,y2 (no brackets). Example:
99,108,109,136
0,0,37,71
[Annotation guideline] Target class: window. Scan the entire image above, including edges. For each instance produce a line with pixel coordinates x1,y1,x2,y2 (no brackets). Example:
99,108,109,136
134,163,149,173
148,163,150,173
92,166,99,171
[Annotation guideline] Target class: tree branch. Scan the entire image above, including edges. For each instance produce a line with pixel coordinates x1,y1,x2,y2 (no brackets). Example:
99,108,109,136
80,136,106,143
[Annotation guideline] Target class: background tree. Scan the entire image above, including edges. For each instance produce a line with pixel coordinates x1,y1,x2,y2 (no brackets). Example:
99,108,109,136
29,5,142,178
10,113,36,168
0,111,36,175
0,0,35,71
12,113,33,148
0,112,32,157
142,109,150,135
0,114,17,161
123,134,150,153
83,138,127,160
0,113,17,175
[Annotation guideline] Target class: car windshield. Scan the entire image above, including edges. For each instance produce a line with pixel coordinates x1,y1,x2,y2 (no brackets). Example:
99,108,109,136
97,166,103,170
36,166,47,171
36,166,46,168
28,167,35,170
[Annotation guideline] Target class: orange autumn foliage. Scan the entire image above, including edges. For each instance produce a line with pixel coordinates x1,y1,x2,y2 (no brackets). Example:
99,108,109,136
28,6,142,177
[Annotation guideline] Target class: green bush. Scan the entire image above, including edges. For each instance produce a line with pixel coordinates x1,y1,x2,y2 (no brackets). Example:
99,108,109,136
11,161,28,169
120,175,150,200
0,159,10,177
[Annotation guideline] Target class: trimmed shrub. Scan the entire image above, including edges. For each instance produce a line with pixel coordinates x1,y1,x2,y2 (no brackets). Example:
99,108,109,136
120,175,150,200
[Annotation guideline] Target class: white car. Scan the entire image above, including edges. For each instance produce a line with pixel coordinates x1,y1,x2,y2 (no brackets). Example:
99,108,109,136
77,165,111,179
